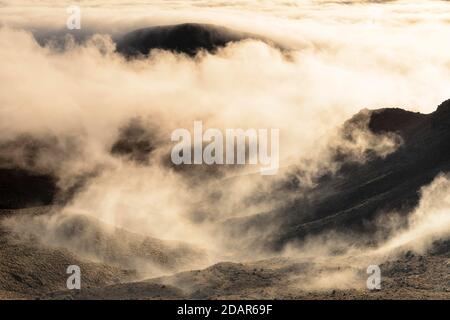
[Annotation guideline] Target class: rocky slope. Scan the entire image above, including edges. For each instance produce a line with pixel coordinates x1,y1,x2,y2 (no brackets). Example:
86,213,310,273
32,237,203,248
1,101,449,299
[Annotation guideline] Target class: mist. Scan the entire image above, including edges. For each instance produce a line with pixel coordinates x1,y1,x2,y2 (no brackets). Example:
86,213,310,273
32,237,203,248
1,0,450,284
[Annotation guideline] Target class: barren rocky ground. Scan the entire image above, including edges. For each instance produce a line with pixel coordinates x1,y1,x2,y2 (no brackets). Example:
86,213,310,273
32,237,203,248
1,207,448,300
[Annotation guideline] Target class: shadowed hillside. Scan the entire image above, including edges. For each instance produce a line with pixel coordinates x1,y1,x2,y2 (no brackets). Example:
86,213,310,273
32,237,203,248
225,100,450,250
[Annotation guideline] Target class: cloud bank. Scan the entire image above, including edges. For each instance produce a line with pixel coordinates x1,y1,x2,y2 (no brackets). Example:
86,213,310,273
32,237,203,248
0,0,449,278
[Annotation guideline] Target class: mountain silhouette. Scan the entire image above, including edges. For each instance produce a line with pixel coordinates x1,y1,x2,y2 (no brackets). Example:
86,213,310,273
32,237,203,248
226,100,450,249
116,23,268,56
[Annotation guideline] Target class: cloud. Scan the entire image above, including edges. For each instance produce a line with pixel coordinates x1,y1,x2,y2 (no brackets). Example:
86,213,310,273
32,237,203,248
0,0,449,273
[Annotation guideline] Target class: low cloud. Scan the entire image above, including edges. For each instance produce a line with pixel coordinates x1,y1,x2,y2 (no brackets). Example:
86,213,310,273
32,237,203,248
0,0,449,283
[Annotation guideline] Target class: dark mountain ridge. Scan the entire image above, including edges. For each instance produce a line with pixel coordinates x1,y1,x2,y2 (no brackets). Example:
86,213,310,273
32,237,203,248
116,23,272,56
225,100,450,250
281,100,450,245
